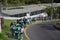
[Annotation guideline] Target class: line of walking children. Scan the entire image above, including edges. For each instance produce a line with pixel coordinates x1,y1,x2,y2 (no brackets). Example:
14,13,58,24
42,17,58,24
10,17,27,40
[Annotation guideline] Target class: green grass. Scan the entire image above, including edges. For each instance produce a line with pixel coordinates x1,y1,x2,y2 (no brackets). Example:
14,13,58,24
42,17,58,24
0,20,15,40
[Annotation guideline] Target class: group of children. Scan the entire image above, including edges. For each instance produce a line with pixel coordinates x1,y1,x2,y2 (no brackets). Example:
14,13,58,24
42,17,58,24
10,17,36,40
10,17,29,40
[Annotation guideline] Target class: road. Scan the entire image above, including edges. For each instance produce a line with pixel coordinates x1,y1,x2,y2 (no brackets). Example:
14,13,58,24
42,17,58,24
27,21,60,40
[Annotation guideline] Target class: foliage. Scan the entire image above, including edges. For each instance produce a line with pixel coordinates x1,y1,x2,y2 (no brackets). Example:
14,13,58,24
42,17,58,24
44,7,52,16
0,0,53,6
0,20,15,40
44,6,60,18
39,0,52,3
55,6,60,14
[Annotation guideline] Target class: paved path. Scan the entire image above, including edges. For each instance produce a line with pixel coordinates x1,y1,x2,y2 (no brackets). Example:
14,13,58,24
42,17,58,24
27,21,60,40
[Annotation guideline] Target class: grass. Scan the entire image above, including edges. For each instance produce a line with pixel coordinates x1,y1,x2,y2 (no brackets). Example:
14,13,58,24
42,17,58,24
0,20,15,40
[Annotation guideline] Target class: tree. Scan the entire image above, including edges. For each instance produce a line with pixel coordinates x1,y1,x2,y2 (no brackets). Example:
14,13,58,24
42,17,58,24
54,6,60,18
44,7,52,16
25,0,40,4
39,0,52,3
45,6,60,19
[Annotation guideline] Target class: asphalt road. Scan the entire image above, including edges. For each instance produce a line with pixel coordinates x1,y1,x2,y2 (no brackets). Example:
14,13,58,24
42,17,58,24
27,21,60,40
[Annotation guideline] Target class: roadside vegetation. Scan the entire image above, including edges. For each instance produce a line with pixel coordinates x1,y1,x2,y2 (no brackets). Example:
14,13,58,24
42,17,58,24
44,6,60,18
0,20,15,40
0,0,53,7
